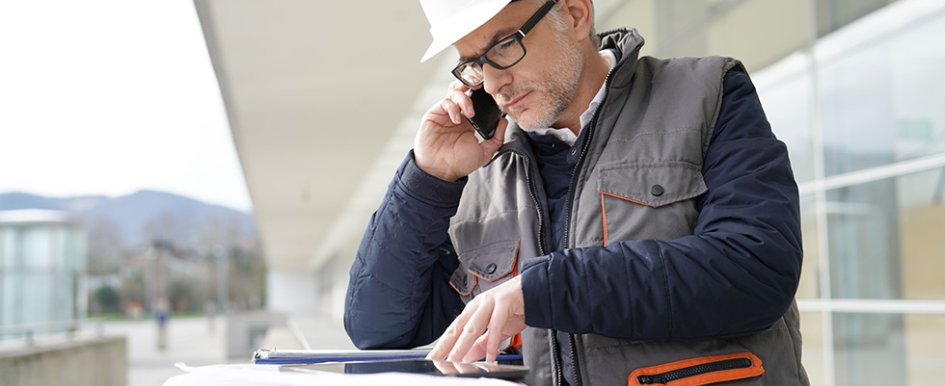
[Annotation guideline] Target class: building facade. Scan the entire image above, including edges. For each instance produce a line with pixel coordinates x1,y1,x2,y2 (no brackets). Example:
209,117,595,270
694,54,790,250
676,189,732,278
596,1,945,385
0,210,88,339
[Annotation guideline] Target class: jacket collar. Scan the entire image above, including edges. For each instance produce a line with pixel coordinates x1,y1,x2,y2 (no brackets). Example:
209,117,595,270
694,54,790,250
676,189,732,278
597,27,645,89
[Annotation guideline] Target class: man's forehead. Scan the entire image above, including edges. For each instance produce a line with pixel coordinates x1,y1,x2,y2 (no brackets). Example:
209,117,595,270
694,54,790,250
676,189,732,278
455,28,518,63
454,3,530,62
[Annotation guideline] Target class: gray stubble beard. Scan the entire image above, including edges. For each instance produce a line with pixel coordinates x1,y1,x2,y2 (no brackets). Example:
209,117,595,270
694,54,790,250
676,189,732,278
515,31,585,130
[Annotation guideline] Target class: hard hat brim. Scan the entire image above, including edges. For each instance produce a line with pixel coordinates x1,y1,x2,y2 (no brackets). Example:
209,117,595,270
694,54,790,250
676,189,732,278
420,0,512,63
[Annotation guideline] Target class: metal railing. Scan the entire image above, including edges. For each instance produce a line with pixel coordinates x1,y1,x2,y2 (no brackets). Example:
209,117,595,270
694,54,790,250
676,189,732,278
0,319,104,346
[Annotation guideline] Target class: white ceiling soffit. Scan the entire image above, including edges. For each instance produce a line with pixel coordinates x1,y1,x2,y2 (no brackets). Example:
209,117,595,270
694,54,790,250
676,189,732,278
303,0,635,270
192,0,448,271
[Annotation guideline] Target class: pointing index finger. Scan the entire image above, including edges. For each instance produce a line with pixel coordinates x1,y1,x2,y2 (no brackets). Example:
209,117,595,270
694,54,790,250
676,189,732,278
428,301,478,360
448,299,494,362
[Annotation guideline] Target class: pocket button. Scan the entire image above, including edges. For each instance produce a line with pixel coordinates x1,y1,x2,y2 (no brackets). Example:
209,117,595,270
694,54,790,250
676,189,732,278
650,184,665,197
486,263,498,274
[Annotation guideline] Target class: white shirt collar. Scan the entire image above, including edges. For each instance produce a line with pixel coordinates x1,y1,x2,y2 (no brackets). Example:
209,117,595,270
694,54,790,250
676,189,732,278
528,49,617,147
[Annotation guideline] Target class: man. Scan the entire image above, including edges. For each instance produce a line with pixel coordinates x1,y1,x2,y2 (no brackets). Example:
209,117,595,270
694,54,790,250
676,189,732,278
345,0,809,384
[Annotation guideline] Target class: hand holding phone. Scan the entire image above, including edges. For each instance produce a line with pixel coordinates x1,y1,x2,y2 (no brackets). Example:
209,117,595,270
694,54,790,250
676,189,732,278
413,82,508,182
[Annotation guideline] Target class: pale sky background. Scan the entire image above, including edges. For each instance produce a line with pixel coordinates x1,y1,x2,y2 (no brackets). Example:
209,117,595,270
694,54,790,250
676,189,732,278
0,0,252,212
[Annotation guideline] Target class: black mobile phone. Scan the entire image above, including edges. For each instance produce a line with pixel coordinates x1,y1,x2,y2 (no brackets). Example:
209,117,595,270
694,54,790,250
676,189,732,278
467,88,502,140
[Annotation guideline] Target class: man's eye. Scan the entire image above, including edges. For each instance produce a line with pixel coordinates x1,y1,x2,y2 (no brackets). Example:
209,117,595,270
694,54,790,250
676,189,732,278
496,40,516,51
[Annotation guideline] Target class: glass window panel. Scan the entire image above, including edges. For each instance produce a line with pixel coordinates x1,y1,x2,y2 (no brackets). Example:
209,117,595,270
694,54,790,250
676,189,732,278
754,53,816,183
53,272,75,323
818,41,896,176
818,10,945,176
833,312,945,386
50,227,64,269
799,311,827,386
20,271,53,327
826,168,945,300
898,169,945,300
0,271,12,327
833,312,907,386
816,0,894,37
904,314,945,385
21,226,52,269
0,228,11,268
72,227,88,272
887,17,945,163
797,196,821,299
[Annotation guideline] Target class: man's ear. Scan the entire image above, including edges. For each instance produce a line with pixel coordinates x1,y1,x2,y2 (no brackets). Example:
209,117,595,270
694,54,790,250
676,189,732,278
561,0,594,42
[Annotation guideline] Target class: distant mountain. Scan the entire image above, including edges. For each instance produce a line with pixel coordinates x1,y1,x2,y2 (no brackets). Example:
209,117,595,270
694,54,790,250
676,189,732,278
0,192,68,210
0,190,256,253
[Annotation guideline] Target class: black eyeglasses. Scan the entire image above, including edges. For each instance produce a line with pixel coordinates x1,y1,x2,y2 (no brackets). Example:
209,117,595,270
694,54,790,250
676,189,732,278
451,0,557,87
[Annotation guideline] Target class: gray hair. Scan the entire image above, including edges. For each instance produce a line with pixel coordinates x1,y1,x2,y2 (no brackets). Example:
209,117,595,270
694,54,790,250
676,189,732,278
534,0,600,47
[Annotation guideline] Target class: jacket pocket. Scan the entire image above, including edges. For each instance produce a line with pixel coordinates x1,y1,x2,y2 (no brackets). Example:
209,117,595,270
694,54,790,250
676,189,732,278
628,351,764,385
598,161,707,208
597,161,707,244
449,240,520,302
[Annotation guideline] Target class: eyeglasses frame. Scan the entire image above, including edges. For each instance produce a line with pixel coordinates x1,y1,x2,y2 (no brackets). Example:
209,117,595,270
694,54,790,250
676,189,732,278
450,0,558,87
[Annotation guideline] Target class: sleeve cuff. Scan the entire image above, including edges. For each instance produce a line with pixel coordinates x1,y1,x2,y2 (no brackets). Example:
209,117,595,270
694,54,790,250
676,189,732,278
397,150,467,208
521,255,554,329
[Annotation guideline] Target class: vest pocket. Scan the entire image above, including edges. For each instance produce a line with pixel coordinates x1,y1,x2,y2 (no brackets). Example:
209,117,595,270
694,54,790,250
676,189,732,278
627,351,764,385
597,161,707,244
448,240,520,302
597,161,707,208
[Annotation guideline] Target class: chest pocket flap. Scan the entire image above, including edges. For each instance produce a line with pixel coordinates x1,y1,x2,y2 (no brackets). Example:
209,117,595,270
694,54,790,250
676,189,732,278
462,240,519,282
449,240,520,302
598,161,707,208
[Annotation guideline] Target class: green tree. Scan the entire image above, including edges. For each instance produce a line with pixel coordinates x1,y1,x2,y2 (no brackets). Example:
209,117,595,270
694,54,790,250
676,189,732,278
95,285,122,313
170,279,199,312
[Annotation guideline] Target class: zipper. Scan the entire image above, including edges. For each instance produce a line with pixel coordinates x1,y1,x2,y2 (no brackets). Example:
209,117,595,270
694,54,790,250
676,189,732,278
636,358,753,384
498,54,622,385
549,329,564,385
497,148,561,384
568,334,582,385
561,60,617,280
558,62,621,386
496,149,549,257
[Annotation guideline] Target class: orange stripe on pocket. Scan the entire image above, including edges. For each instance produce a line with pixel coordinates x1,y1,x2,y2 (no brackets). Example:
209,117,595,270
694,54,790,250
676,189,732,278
600,193,608,247
448,275,477,297
599,189,658,208
511,239,521,277
468,239,521,282
627,352,764,386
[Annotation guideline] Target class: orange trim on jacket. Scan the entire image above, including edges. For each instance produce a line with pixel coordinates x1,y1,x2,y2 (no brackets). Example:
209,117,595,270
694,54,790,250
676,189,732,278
600,190,658,208
600,193,609,246
627,351,765,386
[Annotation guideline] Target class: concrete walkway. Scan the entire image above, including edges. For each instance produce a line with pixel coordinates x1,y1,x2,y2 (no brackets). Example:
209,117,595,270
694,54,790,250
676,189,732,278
102,314,354,386
101,317,227,386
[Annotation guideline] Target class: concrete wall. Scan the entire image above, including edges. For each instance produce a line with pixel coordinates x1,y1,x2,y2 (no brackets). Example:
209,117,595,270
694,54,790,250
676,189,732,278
226,311,285,360
0,336,126,386
266,269,318,314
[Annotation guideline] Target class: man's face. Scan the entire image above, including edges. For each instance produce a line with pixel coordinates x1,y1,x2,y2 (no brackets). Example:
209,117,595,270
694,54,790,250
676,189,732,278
454,1,584,130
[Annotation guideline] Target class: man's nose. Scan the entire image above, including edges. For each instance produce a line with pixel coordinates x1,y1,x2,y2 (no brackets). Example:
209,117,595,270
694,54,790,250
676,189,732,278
482,65,512,97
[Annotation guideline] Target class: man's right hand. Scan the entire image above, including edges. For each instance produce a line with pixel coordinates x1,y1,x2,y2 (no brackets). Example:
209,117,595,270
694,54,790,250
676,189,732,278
414,81,509,182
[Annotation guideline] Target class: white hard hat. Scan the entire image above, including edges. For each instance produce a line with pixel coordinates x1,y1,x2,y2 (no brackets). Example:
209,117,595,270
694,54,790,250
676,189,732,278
419,0,513,62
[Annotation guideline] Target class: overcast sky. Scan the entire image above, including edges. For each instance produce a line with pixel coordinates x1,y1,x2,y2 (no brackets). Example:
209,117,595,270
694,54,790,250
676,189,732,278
0,0,251,212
